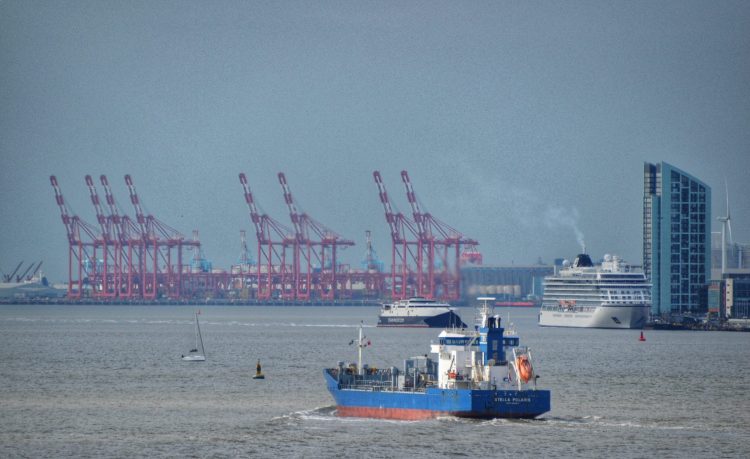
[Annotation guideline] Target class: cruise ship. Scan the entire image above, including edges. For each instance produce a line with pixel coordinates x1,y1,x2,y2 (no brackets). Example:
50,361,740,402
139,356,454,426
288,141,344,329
377,297,466,328
538,253,650,329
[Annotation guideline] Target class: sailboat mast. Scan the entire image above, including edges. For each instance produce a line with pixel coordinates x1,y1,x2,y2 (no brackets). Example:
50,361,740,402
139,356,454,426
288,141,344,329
196,312,205,356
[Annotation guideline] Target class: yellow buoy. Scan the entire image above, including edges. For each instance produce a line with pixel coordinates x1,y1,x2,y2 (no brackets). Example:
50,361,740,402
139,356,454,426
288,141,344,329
252,359,265,380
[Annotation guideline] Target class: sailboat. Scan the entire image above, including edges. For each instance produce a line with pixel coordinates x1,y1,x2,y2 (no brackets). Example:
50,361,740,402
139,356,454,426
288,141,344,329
181,311,206,361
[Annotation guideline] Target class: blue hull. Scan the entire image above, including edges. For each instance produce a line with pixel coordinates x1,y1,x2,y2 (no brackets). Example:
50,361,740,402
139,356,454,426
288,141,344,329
324,370,550,420
377,310,467,328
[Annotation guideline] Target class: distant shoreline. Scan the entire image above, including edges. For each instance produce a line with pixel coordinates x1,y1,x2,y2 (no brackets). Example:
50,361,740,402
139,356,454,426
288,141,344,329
0,297,383,307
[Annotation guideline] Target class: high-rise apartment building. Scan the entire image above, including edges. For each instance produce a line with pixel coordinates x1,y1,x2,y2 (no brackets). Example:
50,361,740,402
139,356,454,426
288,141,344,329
643,162,711,316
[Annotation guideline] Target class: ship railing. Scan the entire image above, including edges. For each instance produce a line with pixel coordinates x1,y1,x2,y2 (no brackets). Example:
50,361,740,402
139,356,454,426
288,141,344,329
340,381,423,392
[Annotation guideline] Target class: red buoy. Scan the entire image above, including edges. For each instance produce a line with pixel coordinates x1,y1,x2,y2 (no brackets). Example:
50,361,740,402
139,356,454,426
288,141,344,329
639,331,646,342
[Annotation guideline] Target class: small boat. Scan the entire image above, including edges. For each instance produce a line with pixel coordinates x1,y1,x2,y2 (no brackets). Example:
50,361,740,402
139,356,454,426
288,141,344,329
181,311,206,362
252,359,265,379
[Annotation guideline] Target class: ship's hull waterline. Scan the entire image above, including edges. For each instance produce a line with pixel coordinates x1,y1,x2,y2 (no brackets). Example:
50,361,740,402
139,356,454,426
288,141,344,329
325,371,550,420
377,310,466,328
538,304,649,329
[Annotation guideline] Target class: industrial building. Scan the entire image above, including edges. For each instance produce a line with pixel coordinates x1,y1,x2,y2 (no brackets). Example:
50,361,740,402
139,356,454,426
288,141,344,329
643,162,711,316
711,233,750,279
460,265,553,304
709,272,750,319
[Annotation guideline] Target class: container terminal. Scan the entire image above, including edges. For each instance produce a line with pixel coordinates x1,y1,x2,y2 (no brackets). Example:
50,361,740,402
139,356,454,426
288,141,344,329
42,171,486,304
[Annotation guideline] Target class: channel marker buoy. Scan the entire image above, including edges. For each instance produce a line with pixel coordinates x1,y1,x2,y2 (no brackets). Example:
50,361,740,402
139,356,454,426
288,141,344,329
253,359,265,380
638,331,646,342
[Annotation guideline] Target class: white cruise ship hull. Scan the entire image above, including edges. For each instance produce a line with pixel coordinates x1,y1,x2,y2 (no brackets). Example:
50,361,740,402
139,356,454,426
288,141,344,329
538,304,649,329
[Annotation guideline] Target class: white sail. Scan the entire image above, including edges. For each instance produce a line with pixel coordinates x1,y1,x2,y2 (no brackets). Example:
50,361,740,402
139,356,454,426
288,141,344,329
182,312,206,361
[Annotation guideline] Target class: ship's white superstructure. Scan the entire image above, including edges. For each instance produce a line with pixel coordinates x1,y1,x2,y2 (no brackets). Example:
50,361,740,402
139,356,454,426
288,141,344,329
538,253,650,329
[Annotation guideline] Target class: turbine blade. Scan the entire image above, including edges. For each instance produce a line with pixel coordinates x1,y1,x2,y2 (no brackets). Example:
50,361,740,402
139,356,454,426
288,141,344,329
725,179,731,218
728,220,733,245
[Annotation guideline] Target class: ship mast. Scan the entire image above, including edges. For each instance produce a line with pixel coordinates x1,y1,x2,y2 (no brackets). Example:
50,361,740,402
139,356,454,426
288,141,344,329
358,322,363,375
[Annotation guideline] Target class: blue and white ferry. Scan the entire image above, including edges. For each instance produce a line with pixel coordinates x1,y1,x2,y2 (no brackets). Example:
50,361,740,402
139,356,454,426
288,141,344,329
377,297,467,328
324,298,551,420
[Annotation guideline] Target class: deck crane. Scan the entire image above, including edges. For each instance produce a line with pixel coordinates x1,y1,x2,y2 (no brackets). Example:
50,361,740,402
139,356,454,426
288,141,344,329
16,263,35,283
278,172,354,300
50,175,99,298
399,170,479,301
3,261,24,283
28,261,44,282
373,171,421,299
239,172,296,300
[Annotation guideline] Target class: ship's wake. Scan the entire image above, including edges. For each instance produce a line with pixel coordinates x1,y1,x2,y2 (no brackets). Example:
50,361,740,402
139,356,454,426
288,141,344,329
542,415,695,431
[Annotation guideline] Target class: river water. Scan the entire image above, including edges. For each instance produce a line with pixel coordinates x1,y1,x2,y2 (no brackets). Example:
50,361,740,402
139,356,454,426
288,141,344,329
0,304,748,458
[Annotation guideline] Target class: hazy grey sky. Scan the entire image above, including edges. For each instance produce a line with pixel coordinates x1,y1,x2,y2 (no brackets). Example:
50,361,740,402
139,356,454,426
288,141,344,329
2,1,749,282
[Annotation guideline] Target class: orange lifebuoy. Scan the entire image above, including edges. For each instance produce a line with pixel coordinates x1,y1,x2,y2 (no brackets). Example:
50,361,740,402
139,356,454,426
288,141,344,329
516,355,533,383
448,371,457,380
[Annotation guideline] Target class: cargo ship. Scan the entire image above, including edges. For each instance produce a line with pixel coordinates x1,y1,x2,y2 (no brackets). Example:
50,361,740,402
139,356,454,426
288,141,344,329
324,298,551,420
377,296,466,328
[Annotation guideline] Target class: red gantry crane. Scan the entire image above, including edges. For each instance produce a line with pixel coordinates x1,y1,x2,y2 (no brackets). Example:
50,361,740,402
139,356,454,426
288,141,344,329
239,172,296,300
50,175,99,298
399,170,479,301
124,174,198,299
85,175,119,299
100,174,144,298
277,172,355,300
373,171,421,300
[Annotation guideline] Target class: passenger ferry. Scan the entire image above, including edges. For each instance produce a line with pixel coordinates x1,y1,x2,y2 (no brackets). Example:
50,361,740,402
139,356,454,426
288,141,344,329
325,298,551,420
538,253,650,329
377,296,466,328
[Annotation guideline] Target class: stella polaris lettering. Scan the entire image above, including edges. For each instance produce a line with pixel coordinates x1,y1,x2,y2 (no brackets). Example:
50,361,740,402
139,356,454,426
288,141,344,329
494,397,532,403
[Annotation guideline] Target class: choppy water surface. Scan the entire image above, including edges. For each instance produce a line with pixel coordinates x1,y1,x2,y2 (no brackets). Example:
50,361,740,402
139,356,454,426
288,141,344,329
0,305,748,458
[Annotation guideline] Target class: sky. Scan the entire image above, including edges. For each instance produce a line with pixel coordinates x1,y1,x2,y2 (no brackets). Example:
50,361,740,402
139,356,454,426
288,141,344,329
1,0,749,283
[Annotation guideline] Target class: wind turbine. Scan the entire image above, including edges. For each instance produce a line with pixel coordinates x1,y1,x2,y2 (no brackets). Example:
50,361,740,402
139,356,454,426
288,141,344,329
716,180,733,274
